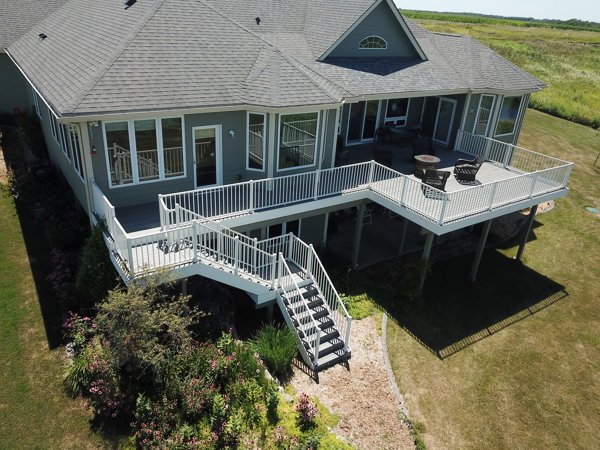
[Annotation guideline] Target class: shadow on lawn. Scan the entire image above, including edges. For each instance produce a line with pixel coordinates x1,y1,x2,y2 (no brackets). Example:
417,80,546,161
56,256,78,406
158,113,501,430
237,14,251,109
354,249,568,359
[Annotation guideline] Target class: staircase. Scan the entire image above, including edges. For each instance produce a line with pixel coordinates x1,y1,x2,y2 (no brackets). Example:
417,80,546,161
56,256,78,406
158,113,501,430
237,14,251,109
94,186,352,373
276,253,351,372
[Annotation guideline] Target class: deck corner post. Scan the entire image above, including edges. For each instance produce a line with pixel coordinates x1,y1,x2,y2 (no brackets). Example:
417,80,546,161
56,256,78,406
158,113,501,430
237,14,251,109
488,182,498,210
234,236,240,275
249,180,254,213
127,239,134,277
322,212,329,246
516,204,538,262
270,253,277,289
277,252,284,287
287,233,294,259
175,202,181,225
314,170,321,200
439,195,449,225
563,164,573,188
368,161,375,187
192,220,199,263
308,244,314,272
469,219,492,282
181,278,187,296
529,172,539,198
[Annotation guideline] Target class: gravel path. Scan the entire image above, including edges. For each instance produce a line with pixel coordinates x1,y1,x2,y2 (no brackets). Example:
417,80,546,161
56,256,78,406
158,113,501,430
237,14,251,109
291,315,414,449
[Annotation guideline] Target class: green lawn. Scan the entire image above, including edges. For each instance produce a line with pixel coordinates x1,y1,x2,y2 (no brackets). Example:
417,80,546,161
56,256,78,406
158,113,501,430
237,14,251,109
385,110,600,449
410,16,600,129
0,183,107,448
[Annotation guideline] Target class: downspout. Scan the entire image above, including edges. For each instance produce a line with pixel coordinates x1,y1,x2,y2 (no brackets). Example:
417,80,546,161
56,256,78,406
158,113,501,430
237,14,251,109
78,122,96,223
318,109,328,171
330,102,344,169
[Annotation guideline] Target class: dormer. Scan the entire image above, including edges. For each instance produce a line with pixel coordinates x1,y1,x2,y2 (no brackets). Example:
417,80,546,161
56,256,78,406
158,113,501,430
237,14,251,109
319,0,426,60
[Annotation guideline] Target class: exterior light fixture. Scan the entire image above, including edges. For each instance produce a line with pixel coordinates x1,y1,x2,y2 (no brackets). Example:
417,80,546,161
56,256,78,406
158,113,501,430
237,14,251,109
229,129,235,138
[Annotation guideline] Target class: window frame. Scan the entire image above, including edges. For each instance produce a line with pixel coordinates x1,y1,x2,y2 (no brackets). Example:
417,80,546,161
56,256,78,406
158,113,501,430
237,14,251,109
472,94,496,136
102,116,186,189
32,89,41,118
276,111,320,173
494,95,525,137
48,110,59,144
358,35,388,50
384,98,411,127
246,111,267,172
68,124,85,181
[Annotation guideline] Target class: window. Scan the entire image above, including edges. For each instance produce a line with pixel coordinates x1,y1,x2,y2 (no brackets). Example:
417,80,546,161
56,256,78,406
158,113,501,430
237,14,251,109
105,121,134,185
103,117,186,187
68,124,85,180
134,119,159,181
473,95,495,135
49,111,59,143
495,96,523,136
32,89,41,117
60,124,71,160
384,98,410,127
278,112,319,170
247,112,266,171
359,35,387,49
161,118,184,178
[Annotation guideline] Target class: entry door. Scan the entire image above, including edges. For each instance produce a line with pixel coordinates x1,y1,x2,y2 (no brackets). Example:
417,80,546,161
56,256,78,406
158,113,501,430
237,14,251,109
433,98,457,146
346,100,380,145
193,125,221,187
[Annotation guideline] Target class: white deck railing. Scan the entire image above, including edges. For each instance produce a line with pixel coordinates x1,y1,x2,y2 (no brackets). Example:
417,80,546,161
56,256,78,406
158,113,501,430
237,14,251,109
159,132,572,228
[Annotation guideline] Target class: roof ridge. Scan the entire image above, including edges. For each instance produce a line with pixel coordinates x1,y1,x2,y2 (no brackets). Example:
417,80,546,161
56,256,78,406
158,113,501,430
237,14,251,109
68,0,166,112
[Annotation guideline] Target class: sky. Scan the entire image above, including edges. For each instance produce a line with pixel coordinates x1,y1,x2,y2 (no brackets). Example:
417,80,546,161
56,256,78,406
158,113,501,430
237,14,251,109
393,0,600,23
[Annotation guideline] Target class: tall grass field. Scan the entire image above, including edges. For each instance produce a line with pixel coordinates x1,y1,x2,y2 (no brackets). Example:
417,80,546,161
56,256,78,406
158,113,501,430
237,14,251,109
404,11,600,129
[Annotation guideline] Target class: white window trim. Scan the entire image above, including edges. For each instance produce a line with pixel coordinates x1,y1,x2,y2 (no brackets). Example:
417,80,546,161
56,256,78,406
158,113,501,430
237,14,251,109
276,111,320,173
472,94,496,136
102,116,187,189
32,89,41,118
358,35,388,50
246,111,266,172
494,95,525,137
384,98,411,126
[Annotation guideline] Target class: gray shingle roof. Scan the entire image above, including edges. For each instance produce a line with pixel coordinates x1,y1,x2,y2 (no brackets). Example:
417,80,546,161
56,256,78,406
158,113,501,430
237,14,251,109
0,0,68,49
6,0,545,117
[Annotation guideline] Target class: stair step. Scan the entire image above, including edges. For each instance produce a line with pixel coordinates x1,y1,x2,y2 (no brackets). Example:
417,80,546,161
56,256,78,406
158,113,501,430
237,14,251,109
318,339,345,358
299,327,339,344
314,349,351,372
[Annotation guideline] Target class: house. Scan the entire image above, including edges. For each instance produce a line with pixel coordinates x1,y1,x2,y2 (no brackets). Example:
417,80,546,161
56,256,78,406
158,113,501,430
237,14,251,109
3,0,572,372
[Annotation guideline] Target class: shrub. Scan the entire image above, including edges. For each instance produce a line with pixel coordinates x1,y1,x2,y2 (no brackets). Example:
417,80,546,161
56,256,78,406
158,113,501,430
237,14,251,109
94,278,201,386
75,225,119,308
295,393,318,430
252,323,298,378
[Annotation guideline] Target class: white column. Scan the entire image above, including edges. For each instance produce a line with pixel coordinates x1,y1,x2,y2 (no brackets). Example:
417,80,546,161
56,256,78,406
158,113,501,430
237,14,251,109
516,205,538,262
469,220,492,282
419,230,434,291
352,203,366,268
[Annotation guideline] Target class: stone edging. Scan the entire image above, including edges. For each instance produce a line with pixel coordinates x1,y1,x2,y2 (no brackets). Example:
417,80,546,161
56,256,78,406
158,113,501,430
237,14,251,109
381,312,411,421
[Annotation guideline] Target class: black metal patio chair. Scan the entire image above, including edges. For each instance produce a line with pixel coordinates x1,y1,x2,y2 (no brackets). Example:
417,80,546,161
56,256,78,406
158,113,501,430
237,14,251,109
454,155,484,183
421,169,451,199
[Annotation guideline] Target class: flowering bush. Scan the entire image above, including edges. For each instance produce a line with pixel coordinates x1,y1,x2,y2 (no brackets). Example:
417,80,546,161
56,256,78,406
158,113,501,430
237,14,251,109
63,312,96,356
296,393,318,430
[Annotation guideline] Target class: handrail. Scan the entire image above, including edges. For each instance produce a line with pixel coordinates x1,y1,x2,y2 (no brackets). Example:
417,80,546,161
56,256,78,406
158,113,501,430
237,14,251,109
278,253,321,367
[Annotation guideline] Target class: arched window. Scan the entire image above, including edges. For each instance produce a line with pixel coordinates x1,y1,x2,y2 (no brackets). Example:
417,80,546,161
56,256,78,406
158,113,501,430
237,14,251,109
359,35,387,49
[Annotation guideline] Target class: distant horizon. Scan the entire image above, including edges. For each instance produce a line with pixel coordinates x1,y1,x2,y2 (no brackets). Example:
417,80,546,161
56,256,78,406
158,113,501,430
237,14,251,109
393,0,600,23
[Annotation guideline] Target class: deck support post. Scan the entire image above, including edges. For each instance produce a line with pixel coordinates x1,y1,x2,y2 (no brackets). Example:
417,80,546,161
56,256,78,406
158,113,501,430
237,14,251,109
181,278,187,296
266,302,274,322
419,230,434,291
322,212,329,247
469,219,492,282
398,218,409,256
516,205,538,262
352,203,366,268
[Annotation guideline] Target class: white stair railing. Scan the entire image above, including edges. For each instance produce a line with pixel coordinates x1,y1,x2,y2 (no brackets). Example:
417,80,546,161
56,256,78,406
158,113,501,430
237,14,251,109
277,253,321,368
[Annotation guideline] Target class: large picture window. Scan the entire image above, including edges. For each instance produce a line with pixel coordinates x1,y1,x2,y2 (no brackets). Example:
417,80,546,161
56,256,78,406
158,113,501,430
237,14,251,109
384,98,410,127
278,112,319,170
495,96,523,136
247,112,266,171
161,118,184,178
103,117,186,187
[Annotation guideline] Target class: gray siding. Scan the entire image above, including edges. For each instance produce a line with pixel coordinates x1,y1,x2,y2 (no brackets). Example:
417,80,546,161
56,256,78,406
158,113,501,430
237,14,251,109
0,53,28,114
26,88,89,212
299,214,326,245
328,2,418,58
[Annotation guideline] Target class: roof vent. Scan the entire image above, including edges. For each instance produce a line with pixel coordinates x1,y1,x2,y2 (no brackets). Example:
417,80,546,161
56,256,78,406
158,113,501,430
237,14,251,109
124,0,136,9
38,33,48,41
255,17,261,25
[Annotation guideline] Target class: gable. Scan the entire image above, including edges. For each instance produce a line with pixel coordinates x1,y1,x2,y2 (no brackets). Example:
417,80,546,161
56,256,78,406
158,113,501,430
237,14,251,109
324,0,422,59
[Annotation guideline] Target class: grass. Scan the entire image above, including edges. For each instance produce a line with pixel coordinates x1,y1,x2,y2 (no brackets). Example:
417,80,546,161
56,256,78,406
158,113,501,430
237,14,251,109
383,109,600,448
0,182,108,448
407,12,600,129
